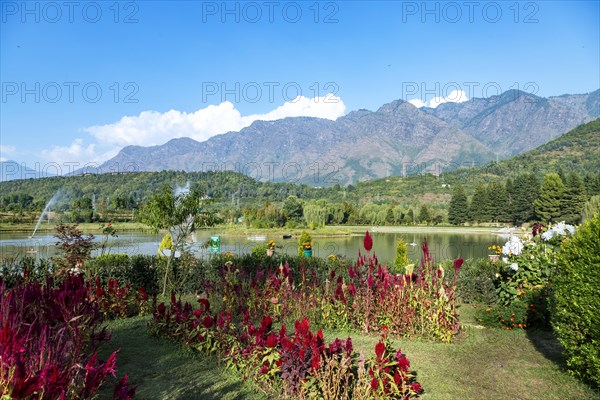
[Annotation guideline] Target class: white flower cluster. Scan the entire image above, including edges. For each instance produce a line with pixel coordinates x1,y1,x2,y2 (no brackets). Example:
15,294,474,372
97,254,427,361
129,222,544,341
502,236,524,256
541,222,576,241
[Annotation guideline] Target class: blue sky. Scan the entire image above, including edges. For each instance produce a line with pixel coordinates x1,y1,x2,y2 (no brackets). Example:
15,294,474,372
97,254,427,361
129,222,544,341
1,0,599,171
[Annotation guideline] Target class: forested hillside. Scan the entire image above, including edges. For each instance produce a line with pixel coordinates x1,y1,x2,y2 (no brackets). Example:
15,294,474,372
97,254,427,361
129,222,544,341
1,120,599,227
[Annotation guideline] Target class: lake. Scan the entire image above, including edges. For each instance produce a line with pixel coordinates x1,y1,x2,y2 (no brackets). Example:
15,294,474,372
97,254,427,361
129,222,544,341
0,230,507,265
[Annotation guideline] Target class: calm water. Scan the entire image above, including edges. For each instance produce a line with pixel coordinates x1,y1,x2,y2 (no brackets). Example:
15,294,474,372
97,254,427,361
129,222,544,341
0,230,505,265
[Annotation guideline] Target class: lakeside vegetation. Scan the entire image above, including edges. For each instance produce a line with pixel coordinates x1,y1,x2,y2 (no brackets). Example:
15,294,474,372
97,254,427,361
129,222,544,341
1,120,599,231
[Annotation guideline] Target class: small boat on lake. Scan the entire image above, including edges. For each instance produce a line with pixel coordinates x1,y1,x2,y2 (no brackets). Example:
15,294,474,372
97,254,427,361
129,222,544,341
282,234,292,239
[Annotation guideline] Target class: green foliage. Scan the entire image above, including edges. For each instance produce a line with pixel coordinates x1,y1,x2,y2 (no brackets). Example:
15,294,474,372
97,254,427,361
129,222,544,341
0,257,55,288
392,239,409,274
418,204,431,224
476,288,550,330
448,185,468,225
551,214,600,388
158,233,174,257
511,173,540,224
137,184,217,295
534,173,566,223
561,172,587,224
476,223,576,331
298,231,313,256
469,182,491,223
52,223,96,274
87,254,160,294
282,195,303,222
582,195,600,222
443,258,499,304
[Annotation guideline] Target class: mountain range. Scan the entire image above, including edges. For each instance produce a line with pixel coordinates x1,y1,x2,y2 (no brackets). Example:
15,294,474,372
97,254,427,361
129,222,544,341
93,89,598,185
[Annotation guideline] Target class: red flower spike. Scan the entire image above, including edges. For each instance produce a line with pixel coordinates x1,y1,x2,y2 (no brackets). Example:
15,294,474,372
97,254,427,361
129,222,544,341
202,315,214,329
410,382,423,393
113,374,137,400
453,258,464,273
345,338,353,354
370,377,378,390
266,333,278,348
348,284,356,295
364,231,373,252
311,354,321,371
397,355,410,372
375,341,385,360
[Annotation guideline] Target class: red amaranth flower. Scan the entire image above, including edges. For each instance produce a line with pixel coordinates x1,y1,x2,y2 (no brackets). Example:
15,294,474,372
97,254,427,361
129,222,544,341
266,333,278,348
364,231,373,252
375,341,385,360
532,223,545,237
367,274,374,289
202,315,214,329
410,382,422,393
453,258,464,273
371,377,378,390
311,353,321,371
397,354,410,372
198,298,210,312
113,374,137,400
347,284,356,295
259,315,273,334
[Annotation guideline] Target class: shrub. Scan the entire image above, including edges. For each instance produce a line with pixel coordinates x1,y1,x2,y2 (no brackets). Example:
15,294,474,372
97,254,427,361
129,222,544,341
443,258,499,304
392,239,409,274
0,257,55,288
551,214,600,388
52,223,96,274
148,296,424,399
0,275,136,399
477,222,575,330
298,231,313,256
87,254,159,294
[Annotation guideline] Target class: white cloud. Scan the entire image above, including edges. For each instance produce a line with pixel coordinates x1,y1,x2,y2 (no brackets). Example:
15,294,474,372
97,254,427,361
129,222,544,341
0,144,16,155
85,94,346,148
0,145,16,162
408,98,427,108
38,94,346,166
41,139,100,164
409,89,469,109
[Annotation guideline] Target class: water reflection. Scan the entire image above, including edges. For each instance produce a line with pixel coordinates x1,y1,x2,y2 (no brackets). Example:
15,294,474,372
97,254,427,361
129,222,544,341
0,231,505,265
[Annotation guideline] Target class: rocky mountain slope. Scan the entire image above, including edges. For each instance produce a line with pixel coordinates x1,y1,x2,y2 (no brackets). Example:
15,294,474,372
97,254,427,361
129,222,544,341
98,89,599,185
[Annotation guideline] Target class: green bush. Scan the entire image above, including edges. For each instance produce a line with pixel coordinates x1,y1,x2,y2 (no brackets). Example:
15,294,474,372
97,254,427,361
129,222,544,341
475,288,549,330
392,238,409,274
87,254,159,294
443,258,499,304
551,214,600,388
0,257,55,287
298,231,312,256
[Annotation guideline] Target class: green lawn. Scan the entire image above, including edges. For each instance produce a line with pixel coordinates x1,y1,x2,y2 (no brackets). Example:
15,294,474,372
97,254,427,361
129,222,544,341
97,317,267,400
98,306,599,400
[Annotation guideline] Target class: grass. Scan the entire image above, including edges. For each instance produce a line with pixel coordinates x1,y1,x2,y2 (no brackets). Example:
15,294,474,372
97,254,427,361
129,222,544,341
324,305,599,400
0,219,500,236
97,317,267,400
0,220,151,233
96,306,599,400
